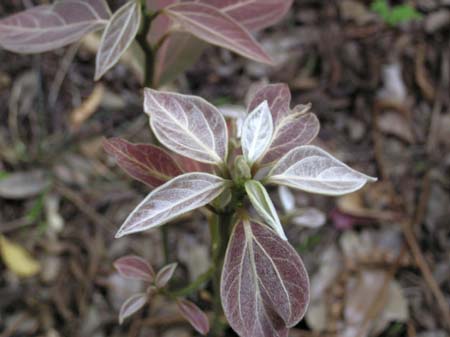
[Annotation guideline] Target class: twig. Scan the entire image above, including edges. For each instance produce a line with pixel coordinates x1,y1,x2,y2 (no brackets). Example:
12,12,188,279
55,183,115,234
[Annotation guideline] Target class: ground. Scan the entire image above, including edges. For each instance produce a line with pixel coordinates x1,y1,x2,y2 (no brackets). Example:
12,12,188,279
0,1,449,337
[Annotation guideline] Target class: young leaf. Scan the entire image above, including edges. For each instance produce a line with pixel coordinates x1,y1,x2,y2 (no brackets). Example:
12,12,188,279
115,173,227,238
221,219,310,337
114,255,155,282
248,84,291,126
267,145,377,196
144,89,228,165
164,3,273,65
261,110,319,165
95,1,142,80
201,0,294,32
241,101,274,165
119,293,147,324
248,84,320,165
103,138,182,188
245,181,287,241
177,299,210,335
0,0,110,53
155,262,178,288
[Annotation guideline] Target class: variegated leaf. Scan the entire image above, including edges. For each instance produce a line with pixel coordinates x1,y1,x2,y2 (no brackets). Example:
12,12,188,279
95,1,142,80
103,138,182,188
199,0,294,32
245,181,286,240
119,293,147,324
221,219,310,337
114,255,155,282
144,89,228,165
115,173,227,237
248,84,320,165
248,83,291,126
164,3,273,65
267,146,377,196
0,0,110,53
155,263,178,288
261,110,319,165
241,101,273,165
177,299,210,335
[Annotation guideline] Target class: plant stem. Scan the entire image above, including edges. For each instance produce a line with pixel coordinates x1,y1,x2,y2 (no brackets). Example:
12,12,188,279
210,211,233,337
172,266,215,297
136,2,154,88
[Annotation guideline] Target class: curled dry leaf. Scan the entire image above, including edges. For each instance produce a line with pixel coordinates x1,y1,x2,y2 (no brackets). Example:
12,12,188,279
241,101,274,165
119,292,147,324
155,262,178,288
0,0,110,53
144,89,228,165
268,145,377,196
221,219,310,337
248,84,320,165
95,1,142,80
103,138,183,188
177,299,210,335
116,173,227,237
245,180,286,240
114,255,155,282
164,3,273,65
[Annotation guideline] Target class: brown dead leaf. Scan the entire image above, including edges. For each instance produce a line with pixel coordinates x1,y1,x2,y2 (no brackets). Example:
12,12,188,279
377,111,415,144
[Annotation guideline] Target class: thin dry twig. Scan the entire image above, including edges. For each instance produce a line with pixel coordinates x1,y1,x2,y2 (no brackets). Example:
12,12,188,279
55,182,115,234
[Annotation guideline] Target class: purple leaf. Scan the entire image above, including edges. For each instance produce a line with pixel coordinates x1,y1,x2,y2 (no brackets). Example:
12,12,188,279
164,3,273,65
153,33,206,87
103,138,183,188
221,219,310,337
95,1,142,80
119,293,147,324
144,89,228,165
155,262,178,288
200,0,294,32
114,255,155,282
177,299,210,335
115,173,227,238
0,0,110,53
248,84,320,165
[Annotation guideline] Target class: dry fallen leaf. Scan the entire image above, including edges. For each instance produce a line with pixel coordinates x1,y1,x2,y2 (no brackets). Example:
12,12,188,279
0,170,50,200
0,235,41,278
70,84,105,131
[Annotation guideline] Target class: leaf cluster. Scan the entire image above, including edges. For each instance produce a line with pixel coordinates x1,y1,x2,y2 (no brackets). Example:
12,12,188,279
0,0,293,86
105,84,376,336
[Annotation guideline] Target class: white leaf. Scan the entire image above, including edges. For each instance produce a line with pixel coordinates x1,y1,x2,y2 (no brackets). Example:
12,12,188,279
268,146,377,196
241,100,274,165
95,1,142,80
292,208,326,228
155,262,178,288
116,173,227,238
278,186,295,213
0,0,110,53
144,89,228,165
119,293,147,324
245,180,286,240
